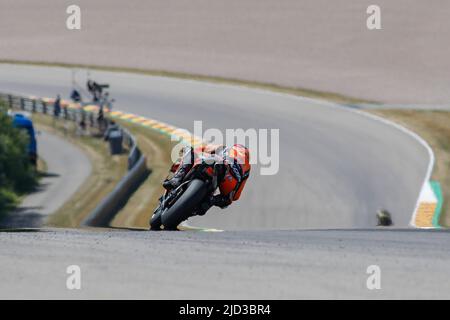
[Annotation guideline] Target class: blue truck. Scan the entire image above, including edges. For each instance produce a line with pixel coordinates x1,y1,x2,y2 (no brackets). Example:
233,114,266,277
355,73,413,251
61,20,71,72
10,112,38,166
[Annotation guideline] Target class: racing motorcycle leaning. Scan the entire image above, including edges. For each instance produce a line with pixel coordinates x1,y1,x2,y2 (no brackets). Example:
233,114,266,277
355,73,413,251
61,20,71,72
150,154,222,230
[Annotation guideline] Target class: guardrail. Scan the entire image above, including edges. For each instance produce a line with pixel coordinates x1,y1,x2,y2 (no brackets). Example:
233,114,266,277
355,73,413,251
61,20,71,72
0,92,149,227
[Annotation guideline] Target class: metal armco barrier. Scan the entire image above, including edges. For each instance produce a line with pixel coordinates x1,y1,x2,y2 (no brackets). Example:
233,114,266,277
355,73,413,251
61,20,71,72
0,92,150,228
81,155,149,227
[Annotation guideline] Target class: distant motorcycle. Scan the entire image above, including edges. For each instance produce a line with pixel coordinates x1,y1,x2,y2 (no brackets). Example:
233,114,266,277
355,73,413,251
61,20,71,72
150,155,220,230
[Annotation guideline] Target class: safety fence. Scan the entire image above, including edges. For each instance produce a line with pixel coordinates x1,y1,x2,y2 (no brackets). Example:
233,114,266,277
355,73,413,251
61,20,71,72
0,92,149,227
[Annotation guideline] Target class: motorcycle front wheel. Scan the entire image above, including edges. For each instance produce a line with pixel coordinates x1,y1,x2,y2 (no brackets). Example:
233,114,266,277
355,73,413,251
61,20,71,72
149,207,164,230
161,179,209,230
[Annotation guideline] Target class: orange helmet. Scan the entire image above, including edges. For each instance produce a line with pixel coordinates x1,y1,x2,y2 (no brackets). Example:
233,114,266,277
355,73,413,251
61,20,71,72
226,144,251,173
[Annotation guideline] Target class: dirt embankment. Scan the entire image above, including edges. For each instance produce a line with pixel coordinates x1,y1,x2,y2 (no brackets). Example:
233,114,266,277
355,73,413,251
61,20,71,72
2,0,450,103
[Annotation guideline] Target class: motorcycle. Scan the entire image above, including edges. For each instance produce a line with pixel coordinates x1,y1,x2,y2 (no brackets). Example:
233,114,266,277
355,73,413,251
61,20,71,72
150,155,220,230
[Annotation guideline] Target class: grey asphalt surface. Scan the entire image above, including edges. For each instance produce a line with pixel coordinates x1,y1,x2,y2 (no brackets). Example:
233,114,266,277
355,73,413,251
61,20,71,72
0,227,449,299
0,64,430,230
0,130,91,228
2,0,450,103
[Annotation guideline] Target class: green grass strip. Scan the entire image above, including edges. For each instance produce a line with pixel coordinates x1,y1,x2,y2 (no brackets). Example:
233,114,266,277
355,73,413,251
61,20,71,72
430,180,443,228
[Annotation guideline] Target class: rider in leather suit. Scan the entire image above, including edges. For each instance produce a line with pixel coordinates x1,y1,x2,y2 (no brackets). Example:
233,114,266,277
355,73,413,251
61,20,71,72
163,143,251,215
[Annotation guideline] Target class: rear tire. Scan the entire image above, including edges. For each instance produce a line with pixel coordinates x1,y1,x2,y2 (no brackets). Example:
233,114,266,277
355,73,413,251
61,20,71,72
161,179,208,230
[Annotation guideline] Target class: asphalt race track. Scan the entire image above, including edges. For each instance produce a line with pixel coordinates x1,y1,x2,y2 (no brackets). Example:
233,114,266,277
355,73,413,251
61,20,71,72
0,64,448,298
0,64,431,230
0,130,91,228
0,228,449,299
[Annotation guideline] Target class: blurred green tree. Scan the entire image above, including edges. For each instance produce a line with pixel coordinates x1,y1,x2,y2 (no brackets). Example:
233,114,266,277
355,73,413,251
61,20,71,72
0,101,37,216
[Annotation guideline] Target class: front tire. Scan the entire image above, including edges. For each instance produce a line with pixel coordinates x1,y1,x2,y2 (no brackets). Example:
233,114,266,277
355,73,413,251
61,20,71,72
161,179,208,230
150,207,163,230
